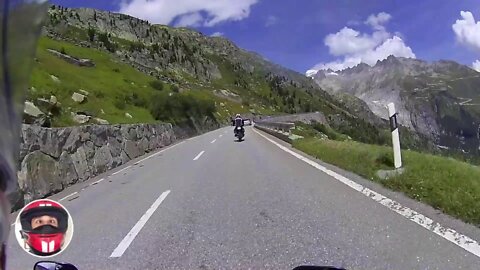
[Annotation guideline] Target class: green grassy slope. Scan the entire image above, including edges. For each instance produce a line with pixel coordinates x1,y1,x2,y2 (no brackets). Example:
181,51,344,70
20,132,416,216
293,135,480,226
28,37,249,127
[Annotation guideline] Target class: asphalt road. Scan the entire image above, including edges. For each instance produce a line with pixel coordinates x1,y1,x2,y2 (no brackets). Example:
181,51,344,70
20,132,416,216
7,126,480,270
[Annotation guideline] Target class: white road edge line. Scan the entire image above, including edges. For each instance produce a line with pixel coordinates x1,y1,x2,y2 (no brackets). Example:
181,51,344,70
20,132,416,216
111,165,132,176
193,151,205,161
252,128,480,258
210,139,217,144
59,192,79,202
110,190,171,258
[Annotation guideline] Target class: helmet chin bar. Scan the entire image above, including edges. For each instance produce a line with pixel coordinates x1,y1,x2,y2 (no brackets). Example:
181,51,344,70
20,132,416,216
20,225,66,256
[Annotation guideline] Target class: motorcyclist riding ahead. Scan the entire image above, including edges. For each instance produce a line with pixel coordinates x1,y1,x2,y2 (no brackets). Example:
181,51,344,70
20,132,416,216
232,114,245,139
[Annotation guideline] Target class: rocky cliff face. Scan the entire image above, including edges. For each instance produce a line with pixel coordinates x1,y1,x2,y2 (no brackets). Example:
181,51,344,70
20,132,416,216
12,123,175,210
312,56,480,153
44,5,332,102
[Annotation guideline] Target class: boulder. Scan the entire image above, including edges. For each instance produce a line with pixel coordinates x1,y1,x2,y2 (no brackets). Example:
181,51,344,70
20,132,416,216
107,137,122,157
18,151,63,202
33,115,51,127
71,146,90,181
72,92,87,103
93,145,114,174
78,58,95,67
63,127,83,153
50,95,58,105
50,75,60,83
72,113,90,124
124,140,141,159
78,89,90,96
59,151,78,186
91,126,108,147
24,101,44,118
94,118,109,125
36,98,51,108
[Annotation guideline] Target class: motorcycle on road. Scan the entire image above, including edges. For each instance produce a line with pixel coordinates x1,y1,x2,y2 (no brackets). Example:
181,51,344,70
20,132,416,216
234,126,245,141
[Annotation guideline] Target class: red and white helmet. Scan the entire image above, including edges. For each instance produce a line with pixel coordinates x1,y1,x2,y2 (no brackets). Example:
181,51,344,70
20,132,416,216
19,200,69,256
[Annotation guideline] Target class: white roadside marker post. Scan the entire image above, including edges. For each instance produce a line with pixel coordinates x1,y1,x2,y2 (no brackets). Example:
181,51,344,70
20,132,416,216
388,103,402,169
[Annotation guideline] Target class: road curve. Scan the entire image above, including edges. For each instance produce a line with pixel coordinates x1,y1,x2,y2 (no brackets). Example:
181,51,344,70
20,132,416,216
7,126,480,270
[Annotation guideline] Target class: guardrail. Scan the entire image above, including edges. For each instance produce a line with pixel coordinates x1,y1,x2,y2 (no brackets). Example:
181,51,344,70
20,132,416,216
253,121,295,142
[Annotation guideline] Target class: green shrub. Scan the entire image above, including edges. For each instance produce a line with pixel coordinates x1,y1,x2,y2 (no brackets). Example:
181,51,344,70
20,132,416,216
98,32,117,52
171,85,179,93
93,90,105,98
87,27,95,42
150,92,215,124
149,80,164,91
113,97,126,110
126,92,148,107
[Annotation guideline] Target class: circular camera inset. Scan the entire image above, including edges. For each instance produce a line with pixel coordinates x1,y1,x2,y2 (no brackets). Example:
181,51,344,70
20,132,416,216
15,199,74,258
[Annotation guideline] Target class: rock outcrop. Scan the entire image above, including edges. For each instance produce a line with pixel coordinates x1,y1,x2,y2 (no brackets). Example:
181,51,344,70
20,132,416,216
14,123,175,209
47,49,95,67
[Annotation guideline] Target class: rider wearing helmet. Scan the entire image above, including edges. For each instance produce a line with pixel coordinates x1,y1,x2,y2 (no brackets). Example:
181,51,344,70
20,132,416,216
0,0,49,268
232,113,245,135
19,200,69,256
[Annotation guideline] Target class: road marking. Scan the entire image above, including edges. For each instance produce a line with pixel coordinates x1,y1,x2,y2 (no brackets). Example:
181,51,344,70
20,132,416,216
219,134,223,138
110,190,171,258
59,192,78,202
193,151,205,161
91,178,105,186
111,165,132,176
210,139,217,144
253,128,480,258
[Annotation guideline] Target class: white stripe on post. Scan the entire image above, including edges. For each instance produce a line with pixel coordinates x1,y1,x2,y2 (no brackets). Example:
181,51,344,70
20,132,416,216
388,103,402,168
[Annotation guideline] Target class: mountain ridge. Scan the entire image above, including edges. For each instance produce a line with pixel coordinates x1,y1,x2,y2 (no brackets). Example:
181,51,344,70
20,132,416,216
312,55,480,154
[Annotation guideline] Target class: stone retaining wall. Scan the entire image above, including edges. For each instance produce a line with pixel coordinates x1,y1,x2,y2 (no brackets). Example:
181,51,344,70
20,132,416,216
12,123,175,209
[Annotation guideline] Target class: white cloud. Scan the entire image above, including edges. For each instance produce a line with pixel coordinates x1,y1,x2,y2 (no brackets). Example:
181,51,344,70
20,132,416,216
452,11,480,51
473,60,480,72
174,12,203,27
307,12,415,73
324,27,388,56
365,12,392,30
211,32,224,37
265,15,278,27
118,0,259,27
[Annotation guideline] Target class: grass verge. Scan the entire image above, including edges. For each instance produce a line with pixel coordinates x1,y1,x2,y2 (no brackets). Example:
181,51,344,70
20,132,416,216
293,137,480,226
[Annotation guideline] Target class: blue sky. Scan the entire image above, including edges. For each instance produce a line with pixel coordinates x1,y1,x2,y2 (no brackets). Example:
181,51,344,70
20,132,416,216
50,0,480,73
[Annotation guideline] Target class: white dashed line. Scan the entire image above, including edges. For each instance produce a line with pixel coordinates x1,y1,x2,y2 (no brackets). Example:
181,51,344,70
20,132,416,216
193,151,205,161
253,128,480,258
91,178,105,186
211,139,217,144
110,190,171,258
59,192,78,202
219,134,223,138
111,165,132,176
